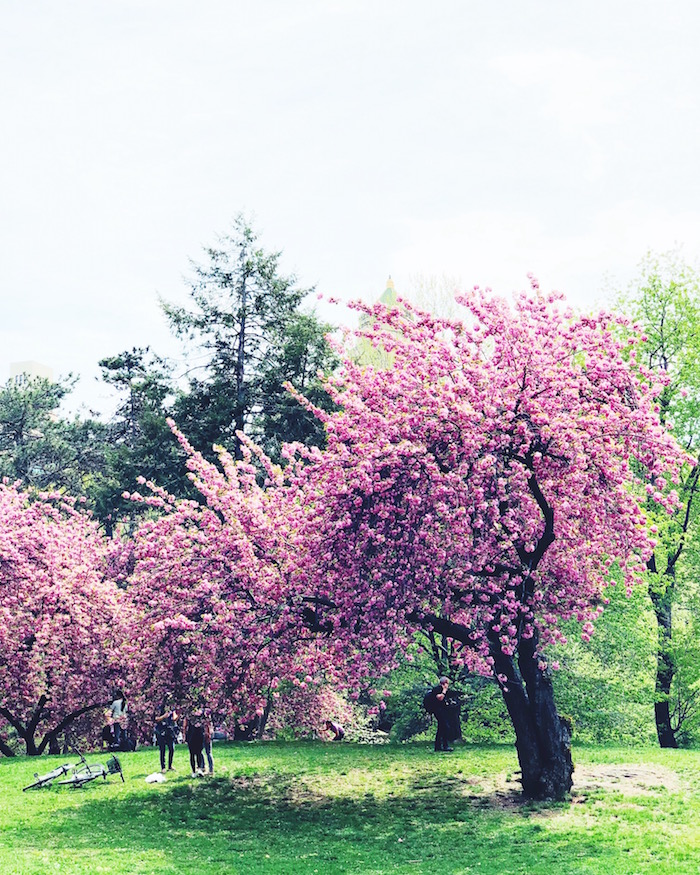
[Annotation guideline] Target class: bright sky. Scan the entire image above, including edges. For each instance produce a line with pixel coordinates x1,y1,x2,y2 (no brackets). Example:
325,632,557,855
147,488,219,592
2,1,700,416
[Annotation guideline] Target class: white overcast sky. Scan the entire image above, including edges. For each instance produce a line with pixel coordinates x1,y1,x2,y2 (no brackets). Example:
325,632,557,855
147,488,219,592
2,0,700,416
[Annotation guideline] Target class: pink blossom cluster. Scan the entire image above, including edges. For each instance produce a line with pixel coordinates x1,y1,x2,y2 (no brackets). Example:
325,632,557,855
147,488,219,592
279,286,687,680
0,484,124,752
120,430,338,729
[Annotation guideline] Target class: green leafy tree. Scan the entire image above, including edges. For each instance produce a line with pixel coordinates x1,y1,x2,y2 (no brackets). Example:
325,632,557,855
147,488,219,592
88,348,184,535
164,215,336,460
667,518,700,744
552,575,657,744
377,635,512,744
0,375,104,495
615,250,700,746
253,311,339,461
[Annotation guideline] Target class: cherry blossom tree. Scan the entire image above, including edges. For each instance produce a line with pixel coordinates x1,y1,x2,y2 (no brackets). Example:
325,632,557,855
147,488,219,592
0,484,124,755
121,430,337,736
281,284,688,799
120,283,686,799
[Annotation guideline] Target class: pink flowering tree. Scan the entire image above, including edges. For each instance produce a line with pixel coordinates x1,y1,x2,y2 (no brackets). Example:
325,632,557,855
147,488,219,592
0,484,124,756
265,683,355,740
121,429,337,736
281,285,687,799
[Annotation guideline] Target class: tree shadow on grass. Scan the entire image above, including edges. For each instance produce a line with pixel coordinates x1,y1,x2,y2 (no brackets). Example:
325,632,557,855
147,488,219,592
8,773,625,875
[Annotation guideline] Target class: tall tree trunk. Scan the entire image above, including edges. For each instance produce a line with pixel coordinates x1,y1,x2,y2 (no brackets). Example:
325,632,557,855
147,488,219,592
492,635,573,800
234,272,249,449
417,611,573,800
23,733,40,756
649,586,678,748
256,692,273,739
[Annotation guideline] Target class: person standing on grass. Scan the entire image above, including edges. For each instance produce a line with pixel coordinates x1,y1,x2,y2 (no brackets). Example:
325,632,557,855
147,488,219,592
203,711,214,775
431,677,453,753
183,709,206,777
154,696,179,773
108,690,128,748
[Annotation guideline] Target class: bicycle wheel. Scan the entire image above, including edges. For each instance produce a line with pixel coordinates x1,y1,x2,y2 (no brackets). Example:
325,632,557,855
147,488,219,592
22,764,71,791
22,775,54,791
58,773,97,786
60,764,107,786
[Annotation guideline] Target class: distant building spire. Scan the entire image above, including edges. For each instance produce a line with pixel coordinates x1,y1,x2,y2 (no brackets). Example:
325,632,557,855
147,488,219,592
380,276,397,307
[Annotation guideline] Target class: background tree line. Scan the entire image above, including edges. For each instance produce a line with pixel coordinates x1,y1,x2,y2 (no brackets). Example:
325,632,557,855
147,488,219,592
0,215,339,536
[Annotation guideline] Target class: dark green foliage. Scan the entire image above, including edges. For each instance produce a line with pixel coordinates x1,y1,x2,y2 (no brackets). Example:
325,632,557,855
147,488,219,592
384,677,513,744
383,684,433,741
0,375,105,495
163,215,337,462
87,347,187,534
372,637,513,745
253,311,339,461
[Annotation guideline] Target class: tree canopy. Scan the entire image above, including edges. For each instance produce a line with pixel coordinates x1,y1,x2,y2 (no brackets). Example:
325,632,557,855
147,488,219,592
275,284,686,797
0,485,125,755
615,251,700,746
164,214,337,461
0,376,104,496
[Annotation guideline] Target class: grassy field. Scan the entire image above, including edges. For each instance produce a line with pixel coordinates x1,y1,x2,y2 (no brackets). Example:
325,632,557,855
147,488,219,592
1,740,700,874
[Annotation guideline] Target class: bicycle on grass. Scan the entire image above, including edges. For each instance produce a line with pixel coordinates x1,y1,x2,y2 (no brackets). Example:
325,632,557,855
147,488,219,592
22,750,124,791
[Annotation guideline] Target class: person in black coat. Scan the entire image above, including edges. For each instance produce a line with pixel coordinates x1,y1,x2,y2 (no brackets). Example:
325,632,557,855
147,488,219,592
154,695,179,773
431,676,454,752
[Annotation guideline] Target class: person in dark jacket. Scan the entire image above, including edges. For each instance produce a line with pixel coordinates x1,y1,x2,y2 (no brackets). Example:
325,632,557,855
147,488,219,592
154,695,179,773
183,709,206,777
431,676,454,752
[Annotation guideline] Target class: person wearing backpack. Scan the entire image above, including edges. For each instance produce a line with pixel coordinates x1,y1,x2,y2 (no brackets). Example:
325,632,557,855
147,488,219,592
154,695,179,773
427,676,454,752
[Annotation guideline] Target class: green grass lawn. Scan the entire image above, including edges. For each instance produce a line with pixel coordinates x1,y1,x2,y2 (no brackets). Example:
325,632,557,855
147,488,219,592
2,740,700,874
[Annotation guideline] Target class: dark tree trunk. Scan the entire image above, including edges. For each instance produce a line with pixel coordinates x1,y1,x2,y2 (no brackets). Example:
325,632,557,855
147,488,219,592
0,696,107,756
486,467,572,799
256,693,273,739
492,635,573,800
649,586,678,748
0,735,15,757
24,735,40,756
415,611,573,800
0,695,46,756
